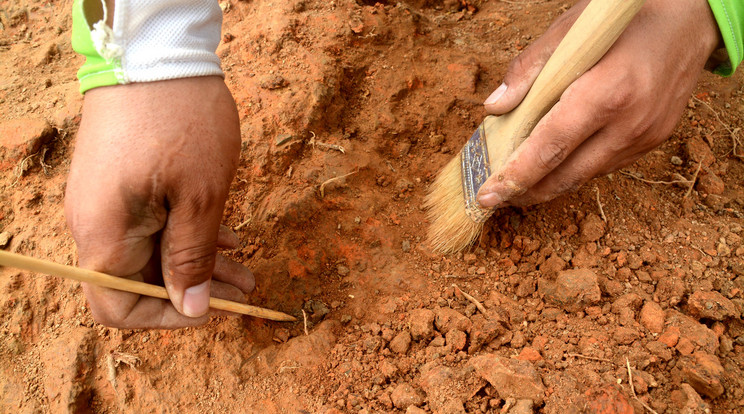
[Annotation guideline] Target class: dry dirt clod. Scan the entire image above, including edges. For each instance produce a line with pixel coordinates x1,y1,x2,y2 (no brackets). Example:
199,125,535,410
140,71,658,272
0,116,54,171
389,331,412,354
676,383,710,414
469,354,546,404
680,351,725,399
696,171,725,195
390,383,425,409
259,74,289,90
538,269,601,312
0,232,11,248
419,363,470,413
687,290,739,321
585,385,634,414
434,307,472,334
579,213,606,242
408,308,436,341
507,399,534,414
640,301,666,333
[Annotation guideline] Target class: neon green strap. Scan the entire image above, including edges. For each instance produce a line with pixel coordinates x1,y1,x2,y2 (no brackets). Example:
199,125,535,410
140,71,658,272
71,0,122,93
708,0,744,76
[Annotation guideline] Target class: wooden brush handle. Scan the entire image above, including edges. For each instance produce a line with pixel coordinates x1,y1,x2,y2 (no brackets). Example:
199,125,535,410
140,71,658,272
0,250,296,322
496,0,645,146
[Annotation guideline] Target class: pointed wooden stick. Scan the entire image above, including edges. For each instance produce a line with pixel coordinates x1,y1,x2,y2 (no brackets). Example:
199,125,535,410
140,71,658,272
0,250,296,322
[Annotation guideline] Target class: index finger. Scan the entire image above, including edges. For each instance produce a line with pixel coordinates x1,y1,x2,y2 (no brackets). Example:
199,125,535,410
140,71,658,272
475,83,606,209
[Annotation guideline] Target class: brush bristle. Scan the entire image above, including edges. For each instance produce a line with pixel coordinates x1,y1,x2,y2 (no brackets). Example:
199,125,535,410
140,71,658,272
425,153,485,254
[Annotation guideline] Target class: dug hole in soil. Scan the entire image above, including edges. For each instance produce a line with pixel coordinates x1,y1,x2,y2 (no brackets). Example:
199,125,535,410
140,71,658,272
1,0,744,413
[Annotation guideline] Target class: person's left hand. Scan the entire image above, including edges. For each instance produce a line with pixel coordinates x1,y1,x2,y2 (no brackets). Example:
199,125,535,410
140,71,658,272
476,0,720,209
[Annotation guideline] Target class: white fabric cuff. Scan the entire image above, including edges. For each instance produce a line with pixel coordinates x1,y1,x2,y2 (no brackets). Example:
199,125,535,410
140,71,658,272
95,0,224,84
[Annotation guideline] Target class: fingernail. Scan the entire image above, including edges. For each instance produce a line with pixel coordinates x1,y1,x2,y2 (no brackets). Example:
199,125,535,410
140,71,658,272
477,192,503,208
183,280,210,317
484,83,507,105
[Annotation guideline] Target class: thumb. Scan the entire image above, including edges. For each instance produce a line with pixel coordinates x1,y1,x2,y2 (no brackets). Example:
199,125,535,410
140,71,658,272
160,198,224,318
483,1,586,115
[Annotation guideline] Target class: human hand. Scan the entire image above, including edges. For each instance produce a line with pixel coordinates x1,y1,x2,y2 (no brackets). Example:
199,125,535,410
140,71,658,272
476,0,720,208
65,77,255,329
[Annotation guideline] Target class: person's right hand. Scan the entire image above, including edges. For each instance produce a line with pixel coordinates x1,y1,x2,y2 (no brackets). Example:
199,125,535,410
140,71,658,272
65,76,255,329
476,0,720,209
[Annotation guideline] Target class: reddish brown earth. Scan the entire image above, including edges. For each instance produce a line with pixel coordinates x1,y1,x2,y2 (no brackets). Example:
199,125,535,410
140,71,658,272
2,0,744,413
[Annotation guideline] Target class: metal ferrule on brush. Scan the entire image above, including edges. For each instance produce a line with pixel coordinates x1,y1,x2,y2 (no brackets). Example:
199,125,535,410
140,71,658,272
460,122,495,223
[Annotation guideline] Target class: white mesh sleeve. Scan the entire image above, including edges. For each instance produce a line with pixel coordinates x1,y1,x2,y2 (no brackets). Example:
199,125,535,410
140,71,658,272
102,0,224,83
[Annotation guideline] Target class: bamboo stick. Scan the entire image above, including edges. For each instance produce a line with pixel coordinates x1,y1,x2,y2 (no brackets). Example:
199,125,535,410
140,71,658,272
0,250,296,322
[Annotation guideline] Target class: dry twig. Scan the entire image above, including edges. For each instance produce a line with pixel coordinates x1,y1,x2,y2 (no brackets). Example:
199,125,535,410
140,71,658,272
302,310,309,336
10,152,37,187
683,160,703,199
594,186,607,222
566,353,613,363
309,131,346,154
452,284,487,316
619,171,690,186
233,217,252,231
112,351,141,368
692,96,744,160
106,354,117,389
443,274,478,279
39,147,51,175
626,358,659,414
319,169,358,198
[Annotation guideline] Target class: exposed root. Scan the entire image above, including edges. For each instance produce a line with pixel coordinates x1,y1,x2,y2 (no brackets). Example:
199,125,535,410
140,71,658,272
319,169,358,198
233,217,252,231
683,160,703,199
309,131,346,154
453,284,488,316
619,171,691,186
626,358,659,414
692,96,744,161
594,186,607,222
566,353,613,364
302,310,309,336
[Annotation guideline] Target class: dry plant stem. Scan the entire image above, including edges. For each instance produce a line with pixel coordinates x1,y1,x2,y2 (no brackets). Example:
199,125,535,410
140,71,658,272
0,250,297,322
626,357,660,414
309,131,345,154
683,160,703,199
443,274,479,279
319,169,358,197
594,186,607,222
453,284,488,315
618,170,691,186
692,96,744,160
106,354,117,389
233,217,252,231
566,353,613,363
302,310,309,335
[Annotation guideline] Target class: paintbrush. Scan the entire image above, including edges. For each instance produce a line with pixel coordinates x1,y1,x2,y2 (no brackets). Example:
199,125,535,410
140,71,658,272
426,0,645,254
0,250,297,322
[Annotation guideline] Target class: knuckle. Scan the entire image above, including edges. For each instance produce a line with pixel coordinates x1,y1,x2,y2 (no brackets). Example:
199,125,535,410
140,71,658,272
88,305,129,328
167,245,216,280
601,81,636,113
536,139,571,171
89,310,120,328
558,174,586,195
